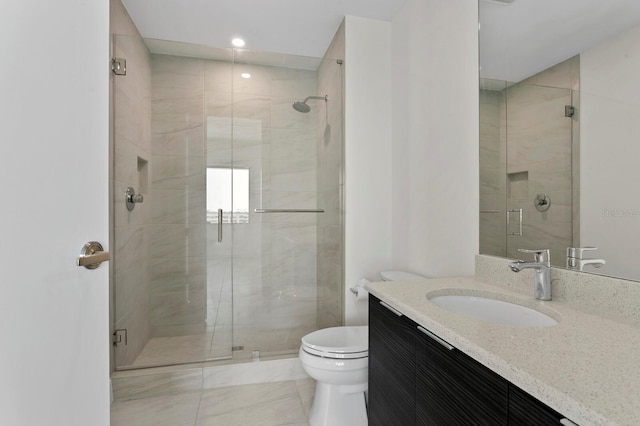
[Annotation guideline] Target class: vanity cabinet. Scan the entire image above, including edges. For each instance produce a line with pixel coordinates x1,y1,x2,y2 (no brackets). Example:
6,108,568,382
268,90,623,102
369,295,573,426
509,385,565,425
415,324,508,424
369,295,416,426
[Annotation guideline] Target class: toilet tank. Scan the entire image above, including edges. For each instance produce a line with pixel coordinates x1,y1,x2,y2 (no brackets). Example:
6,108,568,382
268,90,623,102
379,270,426,281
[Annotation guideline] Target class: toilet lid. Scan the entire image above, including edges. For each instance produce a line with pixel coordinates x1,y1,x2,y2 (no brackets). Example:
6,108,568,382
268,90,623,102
380,270,425,281
301,326,368,359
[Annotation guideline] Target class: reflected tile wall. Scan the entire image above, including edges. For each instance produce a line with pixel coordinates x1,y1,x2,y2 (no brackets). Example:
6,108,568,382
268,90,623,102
479,56,578,267
112,1,153,369
479,89,506,257
505,74,574,266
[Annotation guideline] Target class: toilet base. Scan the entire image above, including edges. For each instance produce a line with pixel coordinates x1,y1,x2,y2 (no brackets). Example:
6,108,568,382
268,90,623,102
309,381,368,426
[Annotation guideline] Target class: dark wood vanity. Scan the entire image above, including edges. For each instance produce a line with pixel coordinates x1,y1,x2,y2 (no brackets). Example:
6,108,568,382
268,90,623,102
368,295,572,425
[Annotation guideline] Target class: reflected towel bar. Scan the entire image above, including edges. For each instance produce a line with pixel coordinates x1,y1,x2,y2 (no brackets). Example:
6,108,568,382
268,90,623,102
255,209,325,213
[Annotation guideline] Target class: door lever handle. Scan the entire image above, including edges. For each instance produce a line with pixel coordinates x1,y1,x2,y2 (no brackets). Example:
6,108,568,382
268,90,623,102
77,241,110,269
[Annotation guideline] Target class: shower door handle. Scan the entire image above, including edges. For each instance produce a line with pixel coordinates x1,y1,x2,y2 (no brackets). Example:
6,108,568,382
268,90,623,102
218,209,223,243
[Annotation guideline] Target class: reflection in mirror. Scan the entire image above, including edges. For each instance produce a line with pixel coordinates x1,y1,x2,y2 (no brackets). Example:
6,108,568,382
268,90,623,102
479,0,640,281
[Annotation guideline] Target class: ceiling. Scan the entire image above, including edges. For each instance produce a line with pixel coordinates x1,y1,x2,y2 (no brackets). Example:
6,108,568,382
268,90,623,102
480,0,640,82
121,0,640,81
121,0,407,59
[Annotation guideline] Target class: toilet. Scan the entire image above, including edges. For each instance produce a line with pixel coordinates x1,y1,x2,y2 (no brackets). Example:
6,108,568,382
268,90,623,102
299,270,426,426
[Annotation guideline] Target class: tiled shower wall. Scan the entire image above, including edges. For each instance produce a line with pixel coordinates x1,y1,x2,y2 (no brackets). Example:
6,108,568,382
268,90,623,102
479,57,578,267
111,0,152,367
317,22,345,329
149,56,208,338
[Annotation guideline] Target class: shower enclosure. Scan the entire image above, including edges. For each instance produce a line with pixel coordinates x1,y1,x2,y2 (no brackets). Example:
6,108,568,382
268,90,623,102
110,34,345,369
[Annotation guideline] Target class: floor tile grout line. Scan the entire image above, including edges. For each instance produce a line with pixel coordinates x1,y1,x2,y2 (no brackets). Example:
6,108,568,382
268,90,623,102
193,387,204,426
294,381,309,422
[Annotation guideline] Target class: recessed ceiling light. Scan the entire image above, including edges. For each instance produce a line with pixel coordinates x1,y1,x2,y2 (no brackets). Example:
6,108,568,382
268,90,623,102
231,38,245,47
240,73,251,79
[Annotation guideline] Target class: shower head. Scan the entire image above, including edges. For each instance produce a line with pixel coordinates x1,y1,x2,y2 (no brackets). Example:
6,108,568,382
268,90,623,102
292,95,327,113
292,101,311,113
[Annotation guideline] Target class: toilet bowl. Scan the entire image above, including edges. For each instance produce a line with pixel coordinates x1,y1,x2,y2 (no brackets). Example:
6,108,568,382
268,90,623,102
299,270,425,426
299,326,369,426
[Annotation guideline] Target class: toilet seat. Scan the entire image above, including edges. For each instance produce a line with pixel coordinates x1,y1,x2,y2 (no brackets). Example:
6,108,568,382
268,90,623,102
301,326,368,359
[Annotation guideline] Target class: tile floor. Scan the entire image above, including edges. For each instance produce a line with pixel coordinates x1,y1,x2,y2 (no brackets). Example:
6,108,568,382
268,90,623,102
111,379,315,426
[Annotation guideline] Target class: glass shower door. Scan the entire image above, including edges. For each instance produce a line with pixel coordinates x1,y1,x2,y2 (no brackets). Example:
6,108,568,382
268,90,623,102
112,39,235,369
230,50,344,358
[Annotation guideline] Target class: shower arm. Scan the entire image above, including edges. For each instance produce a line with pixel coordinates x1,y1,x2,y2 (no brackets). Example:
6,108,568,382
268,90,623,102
302,95,327,103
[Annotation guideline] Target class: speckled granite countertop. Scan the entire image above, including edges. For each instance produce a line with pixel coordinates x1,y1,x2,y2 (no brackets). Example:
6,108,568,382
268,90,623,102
366,276,640,426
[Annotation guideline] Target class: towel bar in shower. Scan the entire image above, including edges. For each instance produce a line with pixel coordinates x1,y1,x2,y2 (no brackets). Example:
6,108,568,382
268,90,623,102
254,209,325,213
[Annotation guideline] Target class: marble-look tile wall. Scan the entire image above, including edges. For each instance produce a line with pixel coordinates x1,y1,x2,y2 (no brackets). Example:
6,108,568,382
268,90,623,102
480,57,579,267
111,0,152,368
150,55,208,337
317,22,345,329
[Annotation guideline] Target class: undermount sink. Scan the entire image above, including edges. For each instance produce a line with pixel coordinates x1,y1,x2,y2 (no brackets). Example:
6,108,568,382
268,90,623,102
427,291,558,327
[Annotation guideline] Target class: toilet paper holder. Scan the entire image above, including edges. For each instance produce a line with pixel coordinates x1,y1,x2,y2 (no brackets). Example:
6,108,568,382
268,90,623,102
350,278,370,301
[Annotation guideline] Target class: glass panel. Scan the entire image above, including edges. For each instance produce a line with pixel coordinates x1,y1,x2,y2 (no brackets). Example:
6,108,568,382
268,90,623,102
112,33,155,368
230,49,344,358
112,35,235,368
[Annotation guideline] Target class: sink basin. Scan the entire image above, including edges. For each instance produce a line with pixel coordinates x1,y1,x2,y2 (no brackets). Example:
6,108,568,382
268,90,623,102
428,291,558,327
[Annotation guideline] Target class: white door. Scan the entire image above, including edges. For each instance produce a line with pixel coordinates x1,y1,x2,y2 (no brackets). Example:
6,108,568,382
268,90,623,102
0,2,110,425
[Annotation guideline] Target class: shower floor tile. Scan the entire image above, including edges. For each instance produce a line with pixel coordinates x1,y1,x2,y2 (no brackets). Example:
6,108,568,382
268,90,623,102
110,379,315,426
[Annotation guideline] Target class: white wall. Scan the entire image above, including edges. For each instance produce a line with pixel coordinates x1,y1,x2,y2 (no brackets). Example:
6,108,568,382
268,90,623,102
343,1,479,324
580,25,640,280
0,1,110,425
390,0,479,277
344,16,393,325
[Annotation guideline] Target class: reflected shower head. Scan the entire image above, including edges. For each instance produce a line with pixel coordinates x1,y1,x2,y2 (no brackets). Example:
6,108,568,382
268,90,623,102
292,95,327,113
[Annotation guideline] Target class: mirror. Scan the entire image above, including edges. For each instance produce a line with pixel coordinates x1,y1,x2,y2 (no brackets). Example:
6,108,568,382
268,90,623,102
479,0,640,282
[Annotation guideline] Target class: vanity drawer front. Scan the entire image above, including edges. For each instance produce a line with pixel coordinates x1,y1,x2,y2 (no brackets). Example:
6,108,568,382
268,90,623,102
509,385,567,425
369,296,416,426
415,326,508,425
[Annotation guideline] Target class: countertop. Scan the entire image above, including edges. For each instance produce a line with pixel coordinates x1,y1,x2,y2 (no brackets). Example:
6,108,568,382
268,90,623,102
366,276,640,426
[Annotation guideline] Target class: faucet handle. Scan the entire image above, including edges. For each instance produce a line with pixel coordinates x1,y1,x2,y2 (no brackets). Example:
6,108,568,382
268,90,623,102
518,248,550,263
566,247,597,259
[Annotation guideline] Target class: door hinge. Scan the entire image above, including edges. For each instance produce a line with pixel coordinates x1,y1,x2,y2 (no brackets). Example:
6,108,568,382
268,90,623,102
113,329,128,346
565,105,575,118
111,58,127,76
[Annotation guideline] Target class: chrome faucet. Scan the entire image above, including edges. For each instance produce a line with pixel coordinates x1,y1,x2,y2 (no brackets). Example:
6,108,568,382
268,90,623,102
566,247,606,271
509,249,552,301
